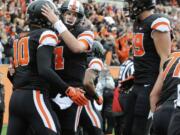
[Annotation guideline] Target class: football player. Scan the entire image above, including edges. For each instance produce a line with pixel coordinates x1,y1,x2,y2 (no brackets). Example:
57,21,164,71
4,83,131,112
123,0,172,135
79,41,105,135
7,1,88,135
150,52,180,135
168,68,180,135
41,0,97,135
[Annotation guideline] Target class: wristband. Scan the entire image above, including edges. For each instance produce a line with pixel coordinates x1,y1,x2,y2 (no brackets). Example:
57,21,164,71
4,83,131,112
54,20,67,34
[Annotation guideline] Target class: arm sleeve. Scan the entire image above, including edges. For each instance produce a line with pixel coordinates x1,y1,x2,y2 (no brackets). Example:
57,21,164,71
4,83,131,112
7,72,13,83
37,46,69,94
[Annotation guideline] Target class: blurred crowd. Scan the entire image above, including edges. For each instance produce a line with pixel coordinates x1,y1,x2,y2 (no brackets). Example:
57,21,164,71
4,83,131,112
0,0,180,65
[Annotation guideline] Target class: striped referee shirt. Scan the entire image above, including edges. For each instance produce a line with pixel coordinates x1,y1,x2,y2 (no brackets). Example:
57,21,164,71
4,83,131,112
118,59,134,81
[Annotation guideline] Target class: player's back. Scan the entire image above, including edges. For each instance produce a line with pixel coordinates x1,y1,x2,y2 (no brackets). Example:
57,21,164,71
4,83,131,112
133,13,171,84
12,28,54,90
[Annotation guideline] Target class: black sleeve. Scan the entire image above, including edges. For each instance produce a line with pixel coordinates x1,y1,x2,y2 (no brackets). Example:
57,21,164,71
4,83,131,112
37,45,69,94
7,71,13,83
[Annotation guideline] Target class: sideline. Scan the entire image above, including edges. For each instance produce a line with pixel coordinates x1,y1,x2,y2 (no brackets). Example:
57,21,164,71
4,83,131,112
0,64,12,124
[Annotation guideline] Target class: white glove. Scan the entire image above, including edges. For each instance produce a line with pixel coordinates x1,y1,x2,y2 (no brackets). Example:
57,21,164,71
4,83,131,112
52,93,73,110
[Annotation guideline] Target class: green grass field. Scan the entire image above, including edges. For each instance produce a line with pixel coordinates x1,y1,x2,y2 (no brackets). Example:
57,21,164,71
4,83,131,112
1,125,7,135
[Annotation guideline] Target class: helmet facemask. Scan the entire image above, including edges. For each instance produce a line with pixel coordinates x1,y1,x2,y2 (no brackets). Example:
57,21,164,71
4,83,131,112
60,0,84,28
62,10,78,27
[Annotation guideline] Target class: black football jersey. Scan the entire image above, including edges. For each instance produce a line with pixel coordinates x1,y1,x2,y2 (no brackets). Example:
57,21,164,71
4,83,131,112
12,28,58,90
157,52,180,105
133,14,171,84
53,27,94,87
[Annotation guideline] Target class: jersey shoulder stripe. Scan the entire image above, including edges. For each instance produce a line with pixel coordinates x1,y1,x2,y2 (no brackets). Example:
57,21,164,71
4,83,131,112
78,30,94,50
88,58,104,71
151,17,171,32
39,30,58,48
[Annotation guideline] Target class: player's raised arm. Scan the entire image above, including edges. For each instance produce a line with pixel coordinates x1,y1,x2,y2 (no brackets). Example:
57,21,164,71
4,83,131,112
41,1,94,53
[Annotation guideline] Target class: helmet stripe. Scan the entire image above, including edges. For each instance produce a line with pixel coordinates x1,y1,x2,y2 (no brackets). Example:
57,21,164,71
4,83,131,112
71,0,77,11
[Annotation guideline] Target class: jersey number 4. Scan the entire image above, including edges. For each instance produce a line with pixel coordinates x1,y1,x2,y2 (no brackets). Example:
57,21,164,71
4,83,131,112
13,37,29,67
54,46,64,70
133,33,145,57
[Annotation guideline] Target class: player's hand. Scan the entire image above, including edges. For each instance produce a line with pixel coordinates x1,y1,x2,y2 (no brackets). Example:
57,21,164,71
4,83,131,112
95,96,103,105
65,87,89,106
41,4,59,25
92,93,103,105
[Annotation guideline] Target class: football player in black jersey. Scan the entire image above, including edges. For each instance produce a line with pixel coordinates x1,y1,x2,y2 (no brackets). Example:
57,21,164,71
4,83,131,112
79,41,105,135
84,41,105,105
7,1,88,135
41,0,99,135
123,0,172,135
150,52,180,135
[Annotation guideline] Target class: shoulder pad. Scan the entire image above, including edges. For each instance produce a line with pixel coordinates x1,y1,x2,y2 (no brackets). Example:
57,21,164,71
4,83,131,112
151,17,171,32
39,30,58,47
78,30,94,50
88,58,104,72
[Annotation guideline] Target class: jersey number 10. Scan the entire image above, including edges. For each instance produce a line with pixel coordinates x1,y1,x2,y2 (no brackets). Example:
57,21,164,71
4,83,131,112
13,37,29,67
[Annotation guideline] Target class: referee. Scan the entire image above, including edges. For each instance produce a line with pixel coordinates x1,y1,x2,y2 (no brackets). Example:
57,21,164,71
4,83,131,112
114,58,134,135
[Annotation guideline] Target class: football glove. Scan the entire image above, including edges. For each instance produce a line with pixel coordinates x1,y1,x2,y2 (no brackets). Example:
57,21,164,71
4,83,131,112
65,87,88,106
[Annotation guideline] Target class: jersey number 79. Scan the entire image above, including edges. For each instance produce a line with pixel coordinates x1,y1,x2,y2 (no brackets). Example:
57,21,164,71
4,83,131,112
133,33,145,57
